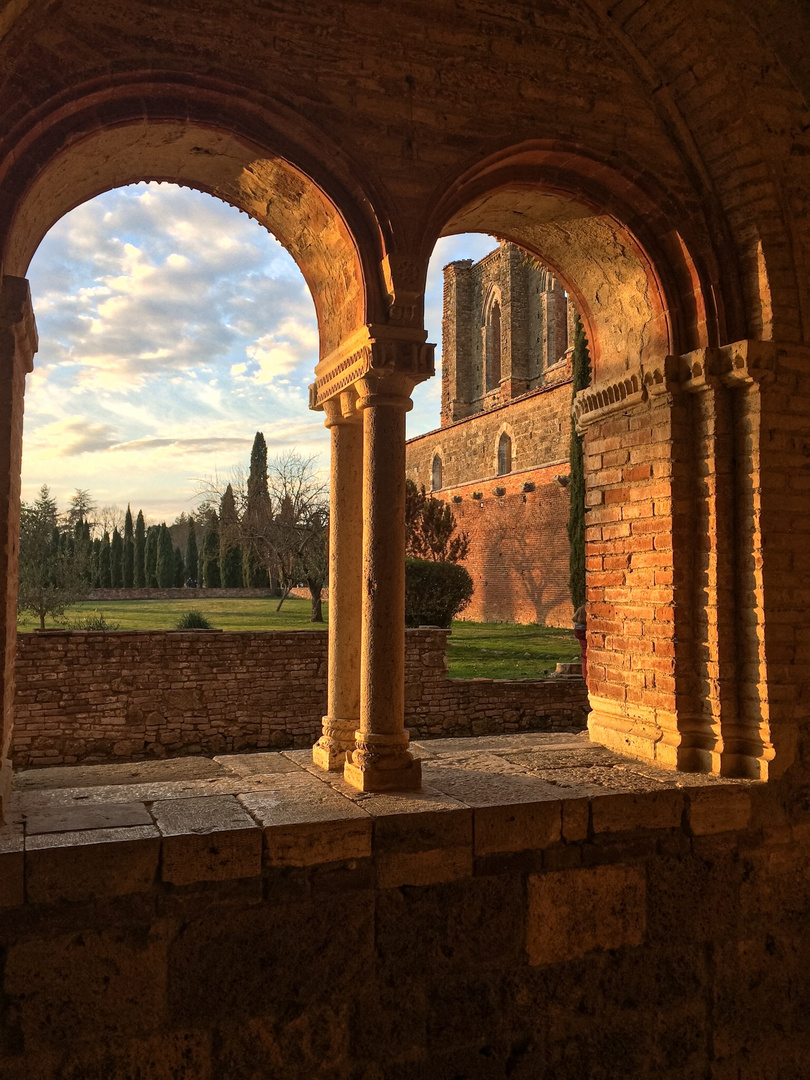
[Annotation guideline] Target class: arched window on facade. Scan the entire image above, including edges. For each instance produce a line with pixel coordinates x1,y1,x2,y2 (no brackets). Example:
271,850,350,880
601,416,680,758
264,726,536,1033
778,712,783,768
431,454,442,491
497,432,512,476
485,298,502,392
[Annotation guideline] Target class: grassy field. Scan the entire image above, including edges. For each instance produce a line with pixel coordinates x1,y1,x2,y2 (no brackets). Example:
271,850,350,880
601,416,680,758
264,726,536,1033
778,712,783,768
17,599,579,680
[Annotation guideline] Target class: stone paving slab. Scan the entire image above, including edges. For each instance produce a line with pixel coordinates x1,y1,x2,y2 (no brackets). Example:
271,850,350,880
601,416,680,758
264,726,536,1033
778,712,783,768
214,752,302,777
411,732,588,756
14,756,229,791
24,801,154,835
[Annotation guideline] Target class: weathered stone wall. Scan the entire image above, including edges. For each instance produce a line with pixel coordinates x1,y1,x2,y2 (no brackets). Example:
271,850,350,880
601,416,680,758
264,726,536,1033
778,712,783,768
12,630,587,766
2,763,809,1080
406,428,573,626
407,380,572,494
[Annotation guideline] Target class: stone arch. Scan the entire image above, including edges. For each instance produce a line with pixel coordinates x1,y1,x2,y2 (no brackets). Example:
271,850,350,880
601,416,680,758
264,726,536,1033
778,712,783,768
0,77,392,360
425,141,740,385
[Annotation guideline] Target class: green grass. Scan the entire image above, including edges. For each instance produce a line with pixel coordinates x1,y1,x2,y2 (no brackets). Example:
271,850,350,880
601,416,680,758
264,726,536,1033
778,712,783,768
446,621,580,680
16,597,328,633
17,599,579,679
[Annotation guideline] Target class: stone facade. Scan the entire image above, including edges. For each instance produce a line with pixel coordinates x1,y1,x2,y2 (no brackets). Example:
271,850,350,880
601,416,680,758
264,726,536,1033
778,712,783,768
407,243,575,625
12,630,587,767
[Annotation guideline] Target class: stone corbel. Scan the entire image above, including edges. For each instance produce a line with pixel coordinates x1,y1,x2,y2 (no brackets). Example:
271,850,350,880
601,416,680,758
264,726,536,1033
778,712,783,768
381,253,424,327
717,339,778,386
0,275,38,372
572,369,645,433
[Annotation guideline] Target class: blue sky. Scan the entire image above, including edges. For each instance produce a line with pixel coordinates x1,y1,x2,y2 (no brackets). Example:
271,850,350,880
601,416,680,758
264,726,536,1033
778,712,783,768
22,183,496,522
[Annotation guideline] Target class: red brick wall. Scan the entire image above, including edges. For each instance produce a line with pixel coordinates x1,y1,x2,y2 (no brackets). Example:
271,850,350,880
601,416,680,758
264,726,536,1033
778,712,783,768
12,629,587,767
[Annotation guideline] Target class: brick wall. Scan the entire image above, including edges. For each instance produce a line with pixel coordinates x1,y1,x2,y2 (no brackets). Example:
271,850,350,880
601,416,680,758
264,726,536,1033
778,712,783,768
12,630,587,767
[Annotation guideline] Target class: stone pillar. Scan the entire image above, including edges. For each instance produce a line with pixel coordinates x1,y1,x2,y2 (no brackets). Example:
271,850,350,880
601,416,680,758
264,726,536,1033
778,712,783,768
312,391,363,770
343,371,422,792
0,277,37,824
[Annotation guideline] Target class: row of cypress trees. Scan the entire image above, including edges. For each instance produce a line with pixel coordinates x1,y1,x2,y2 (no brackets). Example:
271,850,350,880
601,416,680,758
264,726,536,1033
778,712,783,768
88,432,274,590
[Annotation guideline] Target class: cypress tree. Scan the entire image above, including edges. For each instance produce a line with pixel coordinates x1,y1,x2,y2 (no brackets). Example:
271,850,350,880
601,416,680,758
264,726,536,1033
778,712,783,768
156,524,175,588
202,512,221,588
123,505,135,587
144,525,159,588
244,431,271,587
133,510,146,588
219,483,243,588
567,315,592,609
185,520,199,587
110,527,124,587
91,537,102,587
173,546,185,587
99,531,112,588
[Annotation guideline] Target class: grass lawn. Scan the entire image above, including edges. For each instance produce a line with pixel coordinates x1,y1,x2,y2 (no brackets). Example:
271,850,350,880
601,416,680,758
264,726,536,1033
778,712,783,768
17,599,579,679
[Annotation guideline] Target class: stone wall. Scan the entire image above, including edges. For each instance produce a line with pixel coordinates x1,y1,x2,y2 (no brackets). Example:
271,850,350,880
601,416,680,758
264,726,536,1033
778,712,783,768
12,630,587,766
2,756,809,1080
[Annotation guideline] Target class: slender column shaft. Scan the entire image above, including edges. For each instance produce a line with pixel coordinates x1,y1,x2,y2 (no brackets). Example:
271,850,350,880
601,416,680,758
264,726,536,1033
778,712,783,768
0,278,36,824
344,382,421,791
312,406,363,769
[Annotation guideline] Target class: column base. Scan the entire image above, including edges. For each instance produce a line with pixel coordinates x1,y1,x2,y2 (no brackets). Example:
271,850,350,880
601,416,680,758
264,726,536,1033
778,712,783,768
312,717,357,772
343,753,422,792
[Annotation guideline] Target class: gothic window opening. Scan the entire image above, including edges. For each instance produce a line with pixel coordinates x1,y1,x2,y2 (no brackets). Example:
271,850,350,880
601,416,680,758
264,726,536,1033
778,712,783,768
432,454,443,491
497,432,512,476
485,298,502,392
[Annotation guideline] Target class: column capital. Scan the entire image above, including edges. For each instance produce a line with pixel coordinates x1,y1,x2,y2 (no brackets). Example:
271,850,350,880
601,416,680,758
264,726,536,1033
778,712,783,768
309,323,435,410
322,388,362,428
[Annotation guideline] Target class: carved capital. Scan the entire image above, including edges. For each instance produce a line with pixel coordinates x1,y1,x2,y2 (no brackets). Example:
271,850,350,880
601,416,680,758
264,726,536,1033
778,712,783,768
322,388,362,427
718,339,778,386
310,324,435,409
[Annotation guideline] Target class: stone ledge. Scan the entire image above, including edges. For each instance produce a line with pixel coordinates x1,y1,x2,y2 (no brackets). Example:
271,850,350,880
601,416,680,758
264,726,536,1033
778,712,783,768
6,732,759,907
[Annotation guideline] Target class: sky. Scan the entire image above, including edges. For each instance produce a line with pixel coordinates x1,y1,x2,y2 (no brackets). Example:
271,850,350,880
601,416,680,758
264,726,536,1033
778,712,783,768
22,182,497,524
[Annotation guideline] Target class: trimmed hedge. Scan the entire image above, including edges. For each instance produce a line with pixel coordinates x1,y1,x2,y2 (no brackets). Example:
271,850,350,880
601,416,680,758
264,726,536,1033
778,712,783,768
405,558,474,628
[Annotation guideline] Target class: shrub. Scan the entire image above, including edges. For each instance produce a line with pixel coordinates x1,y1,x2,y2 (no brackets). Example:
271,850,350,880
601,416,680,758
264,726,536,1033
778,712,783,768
175,609,215,629
405,558,473,628
68,610,120,631
493,486,506,497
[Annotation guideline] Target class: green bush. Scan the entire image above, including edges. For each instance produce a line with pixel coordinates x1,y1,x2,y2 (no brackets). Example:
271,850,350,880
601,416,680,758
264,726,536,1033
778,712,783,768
175,609,215,630
67,610,120,631
405,558,473,628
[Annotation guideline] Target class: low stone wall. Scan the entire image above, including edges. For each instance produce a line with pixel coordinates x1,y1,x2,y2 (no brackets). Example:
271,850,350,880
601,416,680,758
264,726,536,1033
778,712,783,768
13,629,587,767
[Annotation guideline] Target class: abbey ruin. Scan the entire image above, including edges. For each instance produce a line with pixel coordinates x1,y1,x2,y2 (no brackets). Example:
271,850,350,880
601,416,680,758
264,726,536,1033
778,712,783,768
406,241,578,625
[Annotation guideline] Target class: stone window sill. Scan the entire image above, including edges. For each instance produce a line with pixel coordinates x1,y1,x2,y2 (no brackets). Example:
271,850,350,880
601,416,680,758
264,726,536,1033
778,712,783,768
0,732,756,907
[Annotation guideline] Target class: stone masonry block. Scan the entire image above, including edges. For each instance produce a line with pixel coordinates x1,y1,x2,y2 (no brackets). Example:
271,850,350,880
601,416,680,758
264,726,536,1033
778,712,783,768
0,821,23,907
687,787,752,835
25,825,160,904
527,864,646,965
474,799,562,855
152,795,262,885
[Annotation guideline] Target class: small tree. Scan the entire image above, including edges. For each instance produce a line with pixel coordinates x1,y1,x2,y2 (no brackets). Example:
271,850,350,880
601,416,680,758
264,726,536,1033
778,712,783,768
144,525,159,588
98,531,112,587
156,523,175,588
201,511,221,588
185,519,199,586
18,486,90,629
133,510,146,588
110,527,123,587
567,315,591,609
122,505,135,587
173,546,185,587
405,480,470,563
219,483,243,588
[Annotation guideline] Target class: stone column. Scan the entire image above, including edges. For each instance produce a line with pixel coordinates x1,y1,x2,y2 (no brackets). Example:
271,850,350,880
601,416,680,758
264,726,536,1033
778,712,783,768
312,391,363,770
0,277,37,824
343,371,422,792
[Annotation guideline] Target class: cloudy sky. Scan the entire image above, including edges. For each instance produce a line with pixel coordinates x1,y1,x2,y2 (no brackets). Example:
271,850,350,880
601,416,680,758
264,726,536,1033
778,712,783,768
22,183,496,523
